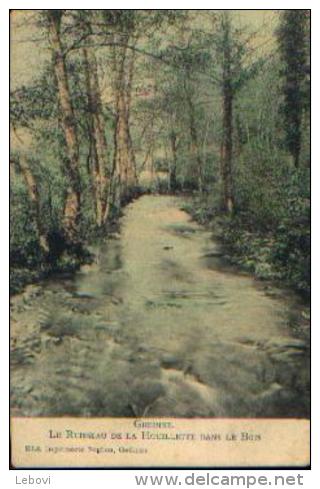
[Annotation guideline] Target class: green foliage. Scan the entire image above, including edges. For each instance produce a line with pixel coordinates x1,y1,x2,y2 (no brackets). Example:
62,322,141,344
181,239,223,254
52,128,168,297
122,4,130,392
187,166,310,295
10,69,58,127
277,10,310,166
10,183,42,268
272,184,310,295
10,10,310,299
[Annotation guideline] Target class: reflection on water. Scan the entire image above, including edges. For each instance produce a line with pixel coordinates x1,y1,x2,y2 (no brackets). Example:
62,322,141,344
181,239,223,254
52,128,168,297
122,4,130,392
10,195,310,418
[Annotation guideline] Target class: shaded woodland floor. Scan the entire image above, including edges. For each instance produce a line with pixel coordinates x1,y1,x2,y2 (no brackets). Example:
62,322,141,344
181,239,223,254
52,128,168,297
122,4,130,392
10,195,310,418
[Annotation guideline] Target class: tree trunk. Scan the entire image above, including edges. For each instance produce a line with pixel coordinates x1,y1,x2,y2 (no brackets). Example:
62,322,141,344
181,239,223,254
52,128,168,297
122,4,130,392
169,132,178,190
124,48,137,187
113,86,131,206
16,155,49,254
220,16,235,214
220,86,234,213
83,47,110,226
185,81,203,193
47,11,81,243
112,40,137,207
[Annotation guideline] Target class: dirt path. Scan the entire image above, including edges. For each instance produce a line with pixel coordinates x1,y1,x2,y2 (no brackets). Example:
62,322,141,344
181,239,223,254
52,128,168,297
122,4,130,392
10,195,310,417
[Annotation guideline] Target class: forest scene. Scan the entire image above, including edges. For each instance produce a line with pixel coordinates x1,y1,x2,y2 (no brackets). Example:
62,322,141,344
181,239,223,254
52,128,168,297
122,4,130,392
10,10,310,418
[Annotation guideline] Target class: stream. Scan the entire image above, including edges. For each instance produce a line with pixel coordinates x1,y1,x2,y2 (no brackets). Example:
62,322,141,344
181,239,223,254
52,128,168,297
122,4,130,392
10,195,310,418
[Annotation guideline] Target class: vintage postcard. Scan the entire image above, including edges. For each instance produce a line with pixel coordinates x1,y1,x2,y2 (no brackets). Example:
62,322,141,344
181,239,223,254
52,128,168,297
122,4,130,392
10,9,310,468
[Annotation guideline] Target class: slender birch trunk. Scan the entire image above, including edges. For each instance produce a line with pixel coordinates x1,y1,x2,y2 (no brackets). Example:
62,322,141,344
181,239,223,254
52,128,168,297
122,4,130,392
83,47,110,226
47,11,81,243
124,47,137,186
112,38,137,207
